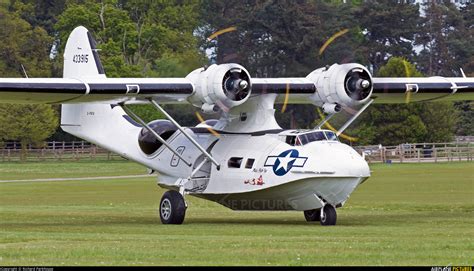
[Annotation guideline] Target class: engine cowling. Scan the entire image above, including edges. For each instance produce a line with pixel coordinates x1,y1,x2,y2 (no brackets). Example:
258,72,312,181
186,63,252,113
306,63,373,108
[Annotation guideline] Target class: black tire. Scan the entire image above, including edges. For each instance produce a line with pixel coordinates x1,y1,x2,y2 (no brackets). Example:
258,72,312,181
304,209,321,222
320,205,337,226
159,190,186,224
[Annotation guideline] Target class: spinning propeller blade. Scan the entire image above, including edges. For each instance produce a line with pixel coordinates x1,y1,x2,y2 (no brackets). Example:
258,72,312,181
316,29,363,141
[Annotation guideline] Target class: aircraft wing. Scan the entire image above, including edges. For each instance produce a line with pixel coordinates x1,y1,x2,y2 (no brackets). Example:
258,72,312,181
0,26,196,105
251,78,316,94
371,77,474,103
0,76,316,105
0,25,472,108
250,66,474,107
0,77,194,104
2,75,473,107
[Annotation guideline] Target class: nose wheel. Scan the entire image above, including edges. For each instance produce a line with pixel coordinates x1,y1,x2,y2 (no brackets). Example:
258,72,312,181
319,204,337,226
304,205,337,226
159,190,186,224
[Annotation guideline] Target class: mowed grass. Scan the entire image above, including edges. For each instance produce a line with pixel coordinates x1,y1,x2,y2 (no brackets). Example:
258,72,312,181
0,161,146,180
0,161,473,266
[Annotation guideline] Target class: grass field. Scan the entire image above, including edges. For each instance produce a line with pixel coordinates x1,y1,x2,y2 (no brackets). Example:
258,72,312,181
0,161,473,266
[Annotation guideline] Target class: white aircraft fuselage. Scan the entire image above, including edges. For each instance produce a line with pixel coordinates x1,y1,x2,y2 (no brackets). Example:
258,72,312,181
146,124,370,211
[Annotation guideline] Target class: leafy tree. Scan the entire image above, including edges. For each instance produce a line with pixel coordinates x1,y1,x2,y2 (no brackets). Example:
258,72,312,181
0,1,470,144
348,57,457,145
8,0,67,35
455,101,474,136
415,2,470,76
417,101,458,142
354,0,420,74
0,5,53,77
53,0,206,125
0,104,58,160
201,0,364,129
459,3,474,72
201,0,362,77
378,57,423,77
0,5,59,156
55,0,205,78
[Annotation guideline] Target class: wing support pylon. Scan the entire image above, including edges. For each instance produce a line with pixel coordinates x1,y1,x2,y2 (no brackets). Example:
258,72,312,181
337,99,374,136
314,113,336,130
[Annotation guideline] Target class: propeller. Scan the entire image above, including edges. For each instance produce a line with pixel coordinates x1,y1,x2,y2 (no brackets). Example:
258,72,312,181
191,26,241,137
316,29,364,142
223,68,251,101
345,68,372,101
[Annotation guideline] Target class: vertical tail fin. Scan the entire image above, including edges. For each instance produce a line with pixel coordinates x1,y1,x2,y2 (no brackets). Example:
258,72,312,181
60,27,144,164
63,26,105,80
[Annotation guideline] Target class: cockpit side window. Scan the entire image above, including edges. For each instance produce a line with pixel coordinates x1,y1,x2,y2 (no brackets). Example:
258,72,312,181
325,131,339,141
296,131,328,145
298,134,309,145
313,131,326,141
306,133,316,142
286,136,296,146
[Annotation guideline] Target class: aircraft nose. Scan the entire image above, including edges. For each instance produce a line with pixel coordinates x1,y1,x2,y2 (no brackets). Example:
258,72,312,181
308,143,370,177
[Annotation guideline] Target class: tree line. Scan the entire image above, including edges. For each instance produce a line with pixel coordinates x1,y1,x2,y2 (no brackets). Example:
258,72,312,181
0,0,472,152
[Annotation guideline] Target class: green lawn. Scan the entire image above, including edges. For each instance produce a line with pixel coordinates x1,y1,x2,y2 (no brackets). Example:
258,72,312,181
0,161,145,180
0,161,473,266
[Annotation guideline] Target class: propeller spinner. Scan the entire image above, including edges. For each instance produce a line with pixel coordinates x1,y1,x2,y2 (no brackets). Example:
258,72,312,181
223,68,251,101
344,68,372,101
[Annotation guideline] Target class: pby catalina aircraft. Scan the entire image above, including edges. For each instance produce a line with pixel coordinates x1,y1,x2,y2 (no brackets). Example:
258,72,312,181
1,27,473,226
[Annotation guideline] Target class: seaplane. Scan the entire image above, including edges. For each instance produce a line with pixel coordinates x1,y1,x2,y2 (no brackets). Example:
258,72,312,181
0,26,472,225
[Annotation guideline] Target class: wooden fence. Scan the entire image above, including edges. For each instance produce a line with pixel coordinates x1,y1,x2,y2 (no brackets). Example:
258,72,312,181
1,141,473,163
354,142,474,163
0,141,124,162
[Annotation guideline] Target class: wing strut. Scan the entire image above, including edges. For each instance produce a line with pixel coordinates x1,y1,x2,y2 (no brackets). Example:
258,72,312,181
314,113,336,130
337,99,374,136
148,99,221,170
119,103,193,167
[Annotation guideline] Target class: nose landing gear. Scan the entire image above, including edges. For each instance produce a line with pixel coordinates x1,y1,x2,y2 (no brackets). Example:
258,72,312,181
304,205,337,226
303,205,337,226
319,204,337,226
304,194,337,226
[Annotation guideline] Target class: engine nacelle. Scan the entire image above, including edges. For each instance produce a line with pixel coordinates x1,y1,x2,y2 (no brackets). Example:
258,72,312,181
186,63,252,113
306,63,373,108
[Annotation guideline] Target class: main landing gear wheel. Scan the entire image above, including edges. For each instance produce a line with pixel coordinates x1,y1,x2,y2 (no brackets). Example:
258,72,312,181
304,209,321,222
320,204,337,226
159,190,186,224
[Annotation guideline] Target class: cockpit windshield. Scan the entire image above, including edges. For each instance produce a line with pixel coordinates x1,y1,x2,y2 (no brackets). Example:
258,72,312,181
284,130,340,146
298,131,326,145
